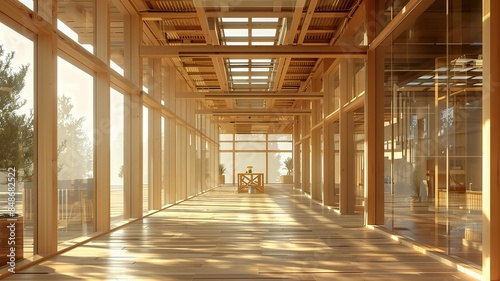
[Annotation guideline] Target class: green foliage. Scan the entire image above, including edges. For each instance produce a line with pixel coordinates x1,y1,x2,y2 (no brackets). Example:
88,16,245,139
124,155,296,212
219,163,226,175
0,45,33,181
283,156,293,175
57,95,93,179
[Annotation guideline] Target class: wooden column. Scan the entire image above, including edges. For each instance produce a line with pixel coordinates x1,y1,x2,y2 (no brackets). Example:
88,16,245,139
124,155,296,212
95,0,111,232
36,0,58,255
301,101,311,194
323,70,335,206
167,66,177,203
151,58,162,210
293,116,301,189
483,0,500,279
128,13,143,218
311,102,322,201
339,60,355,214
365,0,385,225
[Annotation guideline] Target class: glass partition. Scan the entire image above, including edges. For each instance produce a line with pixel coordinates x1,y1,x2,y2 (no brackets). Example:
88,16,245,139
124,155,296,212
0,23,35,263
110,88,125,225
57,56,95,244
382,0,482,267
143,106,149,213
58,0,95,53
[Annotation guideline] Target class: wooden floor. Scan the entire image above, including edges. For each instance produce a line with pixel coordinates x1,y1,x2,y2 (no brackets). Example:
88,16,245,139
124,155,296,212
4,185,480,280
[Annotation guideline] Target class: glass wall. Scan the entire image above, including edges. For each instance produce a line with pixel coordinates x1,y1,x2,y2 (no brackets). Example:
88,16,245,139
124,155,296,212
57,0,94,53
57,56,95,243
0,0,221,273
352,107,365,213
333,121,340,208
110,0,128,76
382,0,482,267
0,22,35,262
219,134,293,184
142,106,149,214
110,88,124,224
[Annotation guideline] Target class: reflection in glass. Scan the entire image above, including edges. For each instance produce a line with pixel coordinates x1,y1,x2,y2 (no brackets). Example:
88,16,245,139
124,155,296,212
57,57,95,243
0,27,35,262
382,0,482,267
57,1,95,53
110,0,128,76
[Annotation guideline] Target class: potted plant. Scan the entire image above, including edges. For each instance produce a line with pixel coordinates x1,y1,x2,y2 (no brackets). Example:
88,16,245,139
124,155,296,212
219,163,226,185
280,157,293,184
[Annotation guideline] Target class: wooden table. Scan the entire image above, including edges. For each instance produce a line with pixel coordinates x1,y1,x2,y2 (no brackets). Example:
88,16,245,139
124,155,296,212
238,173,264,193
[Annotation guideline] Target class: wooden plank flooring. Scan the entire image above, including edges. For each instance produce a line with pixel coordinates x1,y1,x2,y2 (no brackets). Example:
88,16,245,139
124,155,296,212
4,185,480,280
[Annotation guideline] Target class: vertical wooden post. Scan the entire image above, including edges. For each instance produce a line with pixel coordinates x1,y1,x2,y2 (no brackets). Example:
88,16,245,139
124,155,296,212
483,0,500,279
128,13,143,218
36,0,58,255
95,0,111,232
151,58,162,210
365,0,385,225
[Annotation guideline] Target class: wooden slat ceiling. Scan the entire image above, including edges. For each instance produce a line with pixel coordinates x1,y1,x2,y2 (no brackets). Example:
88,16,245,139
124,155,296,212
61,0,366,134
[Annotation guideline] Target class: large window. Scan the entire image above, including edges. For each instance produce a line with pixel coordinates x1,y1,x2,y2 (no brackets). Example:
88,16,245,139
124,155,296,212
143,106,150,214
0,22,35,263
57,56,95,244
110,88,125,225
382,0,482,267
219,134,292,184
57,1,95,53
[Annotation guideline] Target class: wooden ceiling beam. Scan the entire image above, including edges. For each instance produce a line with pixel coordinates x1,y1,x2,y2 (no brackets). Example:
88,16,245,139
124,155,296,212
140,11,348,20
140,45,368,58
196,108,311,115
176,92,323,99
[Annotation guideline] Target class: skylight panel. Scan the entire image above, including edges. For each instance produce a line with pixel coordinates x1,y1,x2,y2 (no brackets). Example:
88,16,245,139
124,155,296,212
231,68,249,72
221,18,248,23
229,59,248,65
224,29,248,37
252,29,277,37
252,59,272,63
252,18,279,22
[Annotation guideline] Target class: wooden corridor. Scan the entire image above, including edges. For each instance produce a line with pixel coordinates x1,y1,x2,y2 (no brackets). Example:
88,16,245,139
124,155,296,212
4,185,479,280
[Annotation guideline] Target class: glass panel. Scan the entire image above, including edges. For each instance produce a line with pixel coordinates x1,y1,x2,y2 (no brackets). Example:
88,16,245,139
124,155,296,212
235,141,266,150
161,117,166,206
333,121,340,208
382,0,482,267
58,1,95,53
0,25,35,263
219,142,233,150
219,152,233,184
110,88,124,225
381,0,411,27
353,59,366,98
19,0,33,10
235,134,266,141
57,57,94,243
268,152,292,183
268,142,292,151
268,134,292,141
220,134,233,141
110,0,129,76
143,106,149,213
235,152,266,174
196,134,202,191
353,108,365,213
